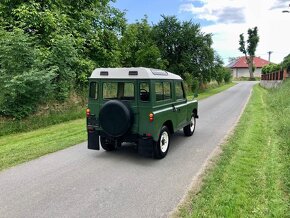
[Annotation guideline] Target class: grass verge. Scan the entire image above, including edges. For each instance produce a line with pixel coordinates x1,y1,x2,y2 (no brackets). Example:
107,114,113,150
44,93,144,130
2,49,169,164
0,81,236,171
187,82,236,100
0,106,85,137
177,82,290,217
0,119,86,171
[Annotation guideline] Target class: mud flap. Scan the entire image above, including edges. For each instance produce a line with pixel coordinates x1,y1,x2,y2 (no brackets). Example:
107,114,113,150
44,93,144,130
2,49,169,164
88,130,100,150
138,137,154,157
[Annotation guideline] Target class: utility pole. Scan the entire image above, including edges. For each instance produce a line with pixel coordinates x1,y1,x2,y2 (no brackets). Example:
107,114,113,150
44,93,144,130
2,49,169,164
267,51,273,62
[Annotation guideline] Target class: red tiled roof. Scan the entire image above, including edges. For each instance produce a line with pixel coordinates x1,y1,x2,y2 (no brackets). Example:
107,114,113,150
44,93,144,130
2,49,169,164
230,56,270,68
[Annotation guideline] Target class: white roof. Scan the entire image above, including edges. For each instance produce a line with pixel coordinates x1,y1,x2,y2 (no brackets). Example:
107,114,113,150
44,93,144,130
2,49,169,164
90,67,182,80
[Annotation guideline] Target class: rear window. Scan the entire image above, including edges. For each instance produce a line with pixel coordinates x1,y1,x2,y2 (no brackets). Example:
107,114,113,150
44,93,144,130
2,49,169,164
89,82,98,99
103,82,135,100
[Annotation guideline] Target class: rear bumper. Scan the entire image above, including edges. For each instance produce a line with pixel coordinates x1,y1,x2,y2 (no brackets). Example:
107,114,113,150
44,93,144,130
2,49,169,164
87,129,156,156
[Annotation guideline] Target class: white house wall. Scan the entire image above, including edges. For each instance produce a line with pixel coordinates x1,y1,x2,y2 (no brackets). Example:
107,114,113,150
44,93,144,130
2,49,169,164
232,68,262,78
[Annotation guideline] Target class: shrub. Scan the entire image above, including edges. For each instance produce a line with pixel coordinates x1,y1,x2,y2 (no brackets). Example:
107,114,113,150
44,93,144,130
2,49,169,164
262,63,281,74
0,28,55,118
0,69,55,119
223,68,232,83
282,53,290,72
46,35,78,101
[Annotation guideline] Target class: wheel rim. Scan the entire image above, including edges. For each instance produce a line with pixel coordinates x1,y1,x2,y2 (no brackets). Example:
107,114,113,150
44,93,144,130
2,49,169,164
160,131,169,153
190,116,195,132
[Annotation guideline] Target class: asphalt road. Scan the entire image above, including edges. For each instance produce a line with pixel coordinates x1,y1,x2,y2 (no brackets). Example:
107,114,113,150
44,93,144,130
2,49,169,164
0,82,257,218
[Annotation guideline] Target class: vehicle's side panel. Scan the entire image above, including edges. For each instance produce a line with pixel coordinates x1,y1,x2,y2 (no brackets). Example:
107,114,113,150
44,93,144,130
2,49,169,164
173,80,188,130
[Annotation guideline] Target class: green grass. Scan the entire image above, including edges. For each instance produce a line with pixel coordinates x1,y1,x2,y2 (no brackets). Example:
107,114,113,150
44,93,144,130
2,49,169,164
0,119,86,171
0,104,85,137
188,82,236,100
178,82,290,217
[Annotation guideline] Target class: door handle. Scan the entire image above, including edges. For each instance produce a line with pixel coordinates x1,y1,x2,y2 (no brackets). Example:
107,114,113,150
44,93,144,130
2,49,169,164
172,104,177,112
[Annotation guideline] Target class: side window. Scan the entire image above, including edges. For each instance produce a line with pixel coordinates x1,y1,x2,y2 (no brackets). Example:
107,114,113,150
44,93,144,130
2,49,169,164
140,82,150,101
163,82,171,100
155,81,172,101
175,81,185,100
89,82,98,99
124,83,134,98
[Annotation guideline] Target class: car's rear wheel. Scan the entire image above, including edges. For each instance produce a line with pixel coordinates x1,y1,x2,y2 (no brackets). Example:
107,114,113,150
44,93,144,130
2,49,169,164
100,136,116,151
154,126,170,159
183,114,196,136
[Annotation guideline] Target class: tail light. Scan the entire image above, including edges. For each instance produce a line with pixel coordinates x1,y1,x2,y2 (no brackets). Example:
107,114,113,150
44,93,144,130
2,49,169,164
86,108,90,118
149,113,154,122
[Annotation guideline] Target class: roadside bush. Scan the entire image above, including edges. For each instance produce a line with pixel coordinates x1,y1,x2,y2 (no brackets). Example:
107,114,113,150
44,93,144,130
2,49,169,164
282,53,290,72
215,68,224,85
47,35,78,101
184,73,199,93
0,28,55,119
262,63,281,74
223,68,232,83
0,69,55,119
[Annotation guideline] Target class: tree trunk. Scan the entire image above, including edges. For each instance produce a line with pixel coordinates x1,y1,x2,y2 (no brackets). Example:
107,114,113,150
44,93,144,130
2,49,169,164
247,56,254,79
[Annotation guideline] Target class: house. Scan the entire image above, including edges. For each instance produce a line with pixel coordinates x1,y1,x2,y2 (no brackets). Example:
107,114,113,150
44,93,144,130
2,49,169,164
228,56,270,78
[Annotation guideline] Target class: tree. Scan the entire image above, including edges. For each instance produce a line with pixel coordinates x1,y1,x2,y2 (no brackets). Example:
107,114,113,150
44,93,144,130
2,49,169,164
282,53,290,72
120,16,166,69
0,0,126,88
0,28,55,118
212,53,225,85
152,16,214,83
239,27,259,79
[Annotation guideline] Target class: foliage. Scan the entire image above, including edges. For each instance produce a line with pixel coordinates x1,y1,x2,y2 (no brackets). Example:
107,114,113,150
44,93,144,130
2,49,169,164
239,27,259,78
211,53,232,84
223,68,232,83
120,17,167,69
262,63,281,74
0,28,55,118
0,0,126,86
0,4,221,119
282,53,290,72
153,16,214,83
46,35,78,101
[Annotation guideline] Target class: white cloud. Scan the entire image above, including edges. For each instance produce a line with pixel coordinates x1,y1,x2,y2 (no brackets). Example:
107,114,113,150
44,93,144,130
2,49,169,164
179,0,290,64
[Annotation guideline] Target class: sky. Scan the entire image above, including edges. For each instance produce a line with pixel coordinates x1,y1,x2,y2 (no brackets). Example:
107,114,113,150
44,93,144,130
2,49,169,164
113,0,290,65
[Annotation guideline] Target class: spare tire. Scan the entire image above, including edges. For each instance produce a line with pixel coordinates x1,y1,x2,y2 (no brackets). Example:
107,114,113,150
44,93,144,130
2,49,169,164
99,100,133,137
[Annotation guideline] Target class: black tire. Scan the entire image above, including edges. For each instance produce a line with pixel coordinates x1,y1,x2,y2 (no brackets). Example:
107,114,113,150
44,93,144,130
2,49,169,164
99,100,133,137
100,136,116,151
183,114,196,136
154,126,170,159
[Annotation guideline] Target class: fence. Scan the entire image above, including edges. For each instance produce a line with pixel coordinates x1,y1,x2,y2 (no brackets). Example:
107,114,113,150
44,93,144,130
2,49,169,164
261,69,288,81
260,69,288,89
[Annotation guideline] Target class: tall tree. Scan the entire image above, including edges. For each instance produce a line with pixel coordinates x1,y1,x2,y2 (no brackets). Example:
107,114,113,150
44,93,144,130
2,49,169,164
120,16,165,68
153,16,214,83
0,0,126,88
239,27,259,79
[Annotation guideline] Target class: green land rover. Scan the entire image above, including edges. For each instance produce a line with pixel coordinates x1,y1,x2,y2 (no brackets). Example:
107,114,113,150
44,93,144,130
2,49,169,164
86,67,198,159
